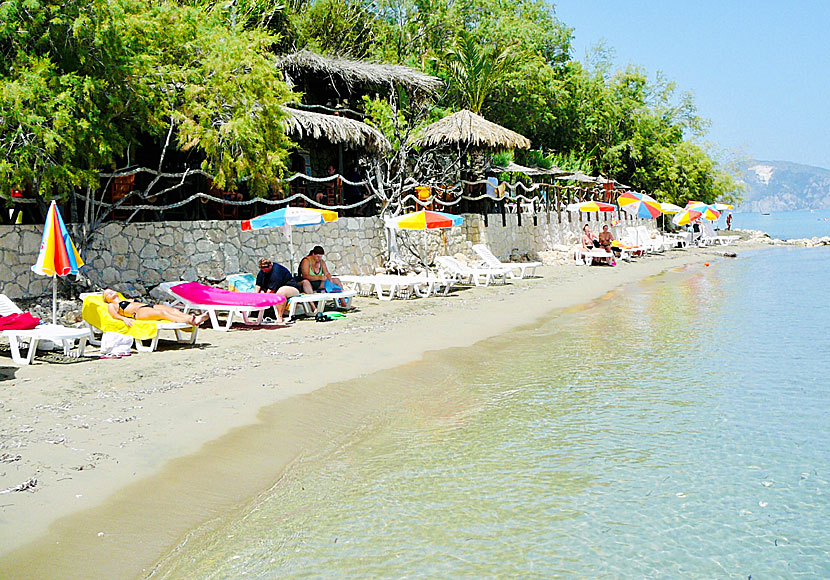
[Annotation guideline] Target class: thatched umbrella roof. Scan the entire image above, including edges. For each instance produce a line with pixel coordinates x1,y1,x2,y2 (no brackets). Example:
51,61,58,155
276,50,442,94
412,110,531,150
283,107,390,152
555,171,598,183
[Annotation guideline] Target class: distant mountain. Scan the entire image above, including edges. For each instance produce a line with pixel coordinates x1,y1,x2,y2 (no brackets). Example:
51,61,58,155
738,160,830,212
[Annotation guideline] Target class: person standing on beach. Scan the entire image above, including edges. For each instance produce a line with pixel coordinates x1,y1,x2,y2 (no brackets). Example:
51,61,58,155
726,213,733,230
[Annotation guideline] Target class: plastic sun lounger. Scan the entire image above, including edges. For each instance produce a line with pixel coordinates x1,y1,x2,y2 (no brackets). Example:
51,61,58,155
165,282,285,331
339,275,420,300
471,244,542,279
286,290,357,319
576,248,615,265
81,294,198,352
435,256,511,287
1,294,89,364
701,222,738,246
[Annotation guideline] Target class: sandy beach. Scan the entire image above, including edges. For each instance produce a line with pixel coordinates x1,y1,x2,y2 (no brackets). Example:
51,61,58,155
0,241,764,579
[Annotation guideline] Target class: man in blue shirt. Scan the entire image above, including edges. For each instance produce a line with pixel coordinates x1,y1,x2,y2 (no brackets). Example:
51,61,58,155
254,258,311,322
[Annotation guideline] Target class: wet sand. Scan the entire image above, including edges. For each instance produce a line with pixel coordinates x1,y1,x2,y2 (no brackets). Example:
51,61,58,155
0,243,764,579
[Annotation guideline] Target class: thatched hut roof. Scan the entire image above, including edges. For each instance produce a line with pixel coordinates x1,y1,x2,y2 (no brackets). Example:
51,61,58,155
283,107,390,152
412,110,531,151
489,161,570,176
276,50,442,94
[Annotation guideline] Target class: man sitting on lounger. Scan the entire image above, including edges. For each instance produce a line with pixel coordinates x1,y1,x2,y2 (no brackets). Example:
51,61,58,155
103,289,209,327
255,258,311,321
598,225,620,261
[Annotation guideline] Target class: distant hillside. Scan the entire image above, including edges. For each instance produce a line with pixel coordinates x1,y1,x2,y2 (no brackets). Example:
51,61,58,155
738,160,830,212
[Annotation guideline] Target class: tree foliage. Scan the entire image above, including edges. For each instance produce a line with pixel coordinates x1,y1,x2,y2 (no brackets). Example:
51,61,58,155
0,0,294,202
1,0,743,210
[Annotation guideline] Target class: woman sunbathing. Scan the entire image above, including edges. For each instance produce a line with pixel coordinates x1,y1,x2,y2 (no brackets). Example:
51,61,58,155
102,288,209,328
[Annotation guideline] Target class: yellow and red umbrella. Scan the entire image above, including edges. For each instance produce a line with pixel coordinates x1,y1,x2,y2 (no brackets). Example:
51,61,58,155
386,210,462,230
565,200,617,213
32,200,84,323
617,191,662,219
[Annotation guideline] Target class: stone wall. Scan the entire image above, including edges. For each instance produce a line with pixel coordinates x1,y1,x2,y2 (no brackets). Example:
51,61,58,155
0,212,651,298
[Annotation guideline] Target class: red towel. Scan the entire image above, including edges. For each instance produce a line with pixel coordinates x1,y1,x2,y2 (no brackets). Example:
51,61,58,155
170,282,287,307
0,312,41,330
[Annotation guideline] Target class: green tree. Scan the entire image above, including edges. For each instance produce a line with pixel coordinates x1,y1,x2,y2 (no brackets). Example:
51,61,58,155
0,0,294,203
442,32,517,114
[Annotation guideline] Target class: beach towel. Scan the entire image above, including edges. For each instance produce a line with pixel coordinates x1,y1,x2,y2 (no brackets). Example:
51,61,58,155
228,273,256,293
82,294,162,341
0,312,41,330
170,282,286,307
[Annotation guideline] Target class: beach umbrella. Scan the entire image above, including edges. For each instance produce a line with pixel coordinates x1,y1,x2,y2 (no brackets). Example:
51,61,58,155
659,202,683,214
714,203,734,211
565,200,617,212
672,203,721,226
241,207,338,271
32,200,84,324
385,210,463,230
657,202,683,230
385,210,463,266
617,191,662,219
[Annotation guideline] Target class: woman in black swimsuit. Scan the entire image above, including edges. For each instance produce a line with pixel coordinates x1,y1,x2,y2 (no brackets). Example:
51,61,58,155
102,289,209,328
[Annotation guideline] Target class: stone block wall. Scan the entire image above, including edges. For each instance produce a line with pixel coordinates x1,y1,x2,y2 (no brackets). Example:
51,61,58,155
0,212,651,299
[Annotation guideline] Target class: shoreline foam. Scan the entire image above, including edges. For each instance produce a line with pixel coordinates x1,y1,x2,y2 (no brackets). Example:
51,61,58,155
0,243,767,579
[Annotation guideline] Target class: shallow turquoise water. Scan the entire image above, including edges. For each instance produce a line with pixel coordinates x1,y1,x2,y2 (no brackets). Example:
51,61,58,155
155,247,830,579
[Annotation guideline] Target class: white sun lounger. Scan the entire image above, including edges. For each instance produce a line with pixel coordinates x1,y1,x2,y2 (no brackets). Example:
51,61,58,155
156,282,267,332
339,275,448,300
286,290,357,319
435,256,511,286
1,294,89,364
701,221,738,246
471,244,542,279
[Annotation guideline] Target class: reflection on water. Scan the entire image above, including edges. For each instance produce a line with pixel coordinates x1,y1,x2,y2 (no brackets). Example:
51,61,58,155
154,248,830,579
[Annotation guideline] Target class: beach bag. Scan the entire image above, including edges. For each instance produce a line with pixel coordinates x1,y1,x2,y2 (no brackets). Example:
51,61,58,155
324,279,342,293
100,332,134,356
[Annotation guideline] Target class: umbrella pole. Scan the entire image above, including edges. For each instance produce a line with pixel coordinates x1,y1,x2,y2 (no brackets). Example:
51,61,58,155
288,226,295,274
52,274,57,325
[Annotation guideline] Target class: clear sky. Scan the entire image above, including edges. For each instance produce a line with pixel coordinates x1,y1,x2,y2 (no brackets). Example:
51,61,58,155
553,1,830,169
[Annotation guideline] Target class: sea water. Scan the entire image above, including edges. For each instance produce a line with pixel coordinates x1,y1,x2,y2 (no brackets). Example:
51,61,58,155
729,209,830,240
154,247,830,579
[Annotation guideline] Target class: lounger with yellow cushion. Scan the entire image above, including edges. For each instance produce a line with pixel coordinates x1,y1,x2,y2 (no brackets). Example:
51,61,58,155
81,294,198,352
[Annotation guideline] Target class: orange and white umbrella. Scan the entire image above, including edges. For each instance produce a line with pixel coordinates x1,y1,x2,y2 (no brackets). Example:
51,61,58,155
32,201,84,323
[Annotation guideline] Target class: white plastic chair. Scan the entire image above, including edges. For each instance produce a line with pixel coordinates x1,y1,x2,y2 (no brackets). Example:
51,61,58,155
471,244,542,279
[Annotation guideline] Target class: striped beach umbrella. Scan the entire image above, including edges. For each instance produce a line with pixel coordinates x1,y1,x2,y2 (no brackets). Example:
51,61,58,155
241,207,337,230
659,202,683,215
617,191,662,219
32,200,84,324
241,207,339,271
565,200,617,212
672,203,721,226
386,210,462,230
